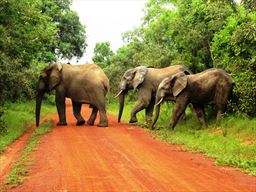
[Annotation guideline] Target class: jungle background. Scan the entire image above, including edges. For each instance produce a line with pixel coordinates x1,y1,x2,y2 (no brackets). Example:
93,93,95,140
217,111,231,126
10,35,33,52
0,0,255,174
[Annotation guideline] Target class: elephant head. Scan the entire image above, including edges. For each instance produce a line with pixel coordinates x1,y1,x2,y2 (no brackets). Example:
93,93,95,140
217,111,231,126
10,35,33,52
151,72,188,129
36,62,63,127
116,66,148,122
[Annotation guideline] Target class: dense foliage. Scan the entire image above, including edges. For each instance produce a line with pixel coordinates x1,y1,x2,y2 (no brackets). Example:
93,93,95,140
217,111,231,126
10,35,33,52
96,0,255,116
0,0,86,134
92,42,114,68
212,7,256,115
0,0,86,103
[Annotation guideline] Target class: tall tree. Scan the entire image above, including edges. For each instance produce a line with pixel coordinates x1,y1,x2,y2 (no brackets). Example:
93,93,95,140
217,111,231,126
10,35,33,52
0,0,87,102
41,0,87,60
92,42,114,68
0,0,57,67
212,6,256,115
123,0,234,71
0,0,57,101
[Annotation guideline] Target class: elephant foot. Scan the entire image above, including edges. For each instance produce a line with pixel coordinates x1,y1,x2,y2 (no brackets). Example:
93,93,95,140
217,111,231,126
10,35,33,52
97,122,108,127
76,120,85,126
129,120,138,123
150,125,154,130
129,117,138,124
87,119,95,126
57,121,67,126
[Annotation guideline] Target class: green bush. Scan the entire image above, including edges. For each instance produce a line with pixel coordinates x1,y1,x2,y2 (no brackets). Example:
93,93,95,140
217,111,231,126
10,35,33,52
104,64,125,95
232,71,256,116
0,100,55,154
212,8,256,116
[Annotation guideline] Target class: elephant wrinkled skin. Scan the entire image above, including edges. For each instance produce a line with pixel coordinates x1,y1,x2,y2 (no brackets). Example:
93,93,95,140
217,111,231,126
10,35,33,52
117,65,192,124
36,62,109,127
151,68,234,130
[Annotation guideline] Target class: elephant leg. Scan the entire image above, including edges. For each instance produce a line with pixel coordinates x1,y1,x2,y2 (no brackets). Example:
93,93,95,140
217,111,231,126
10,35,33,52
87,106,98,126
55,91,67,126
97,107,108,127
179,103,195,121
130,102,147,123
216,110,223,126
216,104,224,126
216,95,228,126
169,97,189,130
145,98,154,125
95,96,108,127
130,90,151,123
72,101,85,126
193,104,206,128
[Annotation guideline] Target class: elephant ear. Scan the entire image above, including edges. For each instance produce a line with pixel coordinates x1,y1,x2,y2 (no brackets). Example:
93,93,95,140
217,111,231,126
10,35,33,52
48,63,63,90
171,74,188,97
132,66,148,89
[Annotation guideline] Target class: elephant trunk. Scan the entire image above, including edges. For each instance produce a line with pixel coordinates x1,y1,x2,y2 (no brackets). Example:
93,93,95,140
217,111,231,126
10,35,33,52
36,92,44,127
118,90,126,123
151,96,163,129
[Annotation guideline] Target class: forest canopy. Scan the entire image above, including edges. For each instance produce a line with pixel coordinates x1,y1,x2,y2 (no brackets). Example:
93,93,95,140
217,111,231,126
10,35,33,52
0,0,86,102
0,0,255,116
100,0,256,116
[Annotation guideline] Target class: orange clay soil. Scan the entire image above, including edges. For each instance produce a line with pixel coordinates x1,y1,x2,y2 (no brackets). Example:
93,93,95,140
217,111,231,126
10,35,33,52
0,100,255,192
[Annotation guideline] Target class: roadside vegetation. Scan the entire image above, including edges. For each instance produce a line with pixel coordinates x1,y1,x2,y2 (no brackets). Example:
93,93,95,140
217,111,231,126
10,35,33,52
102,1,256,176
0,98,55,154
96,1,256,118
0,0,86,150
107,99,256,176
4,119,54,187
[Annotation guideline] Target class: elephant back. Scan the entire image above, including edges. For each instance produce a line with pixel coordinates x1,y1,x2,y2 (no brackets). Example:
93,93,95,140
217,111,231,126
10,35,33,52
146,65,192,89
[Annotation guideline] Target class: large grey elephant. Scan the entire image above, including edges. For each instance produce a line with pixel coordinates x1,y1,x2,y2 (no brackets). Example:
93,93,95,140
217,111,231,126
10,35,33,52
36,62,109,127
151,68,234,130
117,65,192,124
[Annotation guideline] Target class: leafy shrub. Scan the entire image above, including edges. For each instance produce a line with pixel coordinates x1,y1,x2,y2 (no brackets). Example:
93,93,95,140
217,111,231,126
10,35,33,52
212,8,256,116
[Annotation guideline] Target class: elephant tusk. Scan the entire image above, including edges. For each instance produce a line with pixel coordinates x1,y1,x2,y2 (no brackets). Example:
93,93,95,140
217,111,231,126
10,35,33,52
115,90,123,98
155,97,164,106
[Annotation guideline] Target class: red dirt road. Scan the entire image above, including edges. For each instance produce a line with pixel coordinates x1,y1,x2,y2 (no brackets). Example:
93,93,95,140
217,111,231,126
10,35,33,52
1,102,256,192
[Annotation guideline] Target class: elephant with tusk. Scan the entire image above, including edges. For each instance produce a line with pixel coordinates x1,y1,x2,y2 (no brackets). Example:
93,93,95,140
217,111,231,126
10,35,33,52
117,65,192,124
36,62,109,127
151,68,234,130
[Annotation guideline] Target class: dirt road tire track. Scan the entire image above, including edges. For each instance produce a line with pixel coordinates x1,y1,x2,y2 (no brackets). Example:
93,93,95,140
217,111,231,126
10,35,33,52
1,101,255,191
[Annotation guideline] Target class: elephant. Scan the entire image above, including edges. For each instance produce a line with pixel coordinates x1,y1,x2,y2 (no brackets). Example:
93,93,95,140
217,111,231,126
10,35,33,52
36,62,109,127
151,68,234,130
116,65,192,124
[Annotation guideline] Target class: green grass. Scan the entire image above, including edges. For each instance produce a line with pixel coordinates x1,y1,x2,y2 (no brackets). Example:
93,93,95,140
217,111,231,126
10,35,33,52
0,100,55,154
4,119,54,187
107,99,256,176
